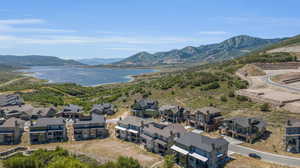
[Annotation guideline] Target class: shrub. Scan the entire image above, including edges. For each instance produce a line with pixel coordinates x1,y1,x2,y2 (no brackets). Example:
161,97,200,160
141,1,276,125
236,95,249,101
228,91,235,97
220,95,227,102
260,103,270,112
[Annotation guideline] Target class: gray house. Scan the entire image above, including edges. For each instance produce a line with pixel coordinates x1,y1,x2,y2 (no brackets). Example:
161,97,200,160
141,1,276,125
73,114,108,141
0,118,24,145
219,117,267,143
159,105,187,123
187,107,223,132
56,104,84,119
0,94,24,107
131,99,159,118
284,119,300,153
91,103,117,115
115,116,154,143
1,104,57,120
29,118,67,144
141,122,186,155
171,132,229,168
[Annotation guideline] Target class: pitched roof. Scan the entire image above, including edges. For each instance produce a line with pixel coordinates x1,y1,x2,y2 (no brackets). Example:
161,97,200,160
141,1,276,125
286,119,300,127
143,122,186,138
193,107,221,115
33,118,65,127
118,116,154,127
63,104,83,113
75,114,105,124
175,132,229,152
0,117,25,128
226,117,267,130
159,105,183,114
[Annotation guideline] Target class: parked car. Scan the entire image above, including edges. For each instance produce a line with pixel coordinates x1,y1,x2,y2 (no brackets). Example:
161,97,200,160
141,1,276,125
248,153,261,159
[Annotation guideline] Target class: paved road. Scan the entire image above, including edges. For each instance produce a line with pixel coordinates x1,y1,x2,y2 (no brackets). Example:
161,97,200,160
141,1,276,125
262,74,300,93
229,144,300,167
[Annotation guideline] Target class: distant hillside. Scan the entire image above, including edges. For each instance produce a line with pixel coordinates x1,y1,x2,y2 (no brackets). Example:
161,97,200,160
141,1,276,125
77,58,122,65
0,55,84,66
114,35,284,66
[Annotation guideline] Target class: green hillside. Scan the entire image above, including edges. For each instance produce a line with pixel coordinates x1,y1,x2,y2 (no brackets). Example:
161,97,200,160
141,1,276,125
0,55,84,66
114,35,284,66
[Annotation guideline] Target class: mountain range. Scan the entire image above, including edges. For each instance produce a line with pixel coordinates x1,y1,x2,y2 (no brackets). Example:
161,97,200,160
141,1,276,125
113,35,285,66
77,58,122,65
0,55,83,67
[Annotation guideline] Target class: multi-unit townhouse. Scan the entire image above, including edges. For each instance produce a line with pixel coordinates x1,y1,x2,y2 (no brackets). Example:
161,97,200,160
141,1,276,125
187,107,223,132
140,122,186,155
171,132,229,168
284,119,300,153
159,105,187,123
0,118,24,145
115,116,154,143
219,117,267,143
131,99,159,118
29,118,67,144
73,114,108,141
0,94,23,107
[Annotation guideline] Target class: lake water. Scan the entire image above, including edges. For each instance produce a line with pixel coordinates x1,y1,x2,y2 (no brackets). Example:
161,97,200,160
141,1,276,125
19,66,156,86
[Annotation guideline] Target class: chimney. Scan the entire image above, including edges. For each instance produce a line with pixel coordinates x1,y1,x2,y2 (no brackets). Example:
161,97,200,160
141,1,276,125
141,121,144,128
177,132,180,138
211,143,215,150
287,120,292,126
248,118,252,125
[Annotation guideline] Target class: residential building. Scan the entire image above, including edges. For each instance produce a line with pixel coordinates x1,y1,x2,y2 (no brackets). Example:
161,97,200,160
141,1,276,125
141,122,186,155
0,118,24,145
91,103,117,115
284,119,300,153
56,104,83,119
187,107,223,132
171,132,228,168
1,104,57,120
115,116,154,143
131,99,159,118
0,94,23,107
73,114,108,141
159,105,187,123
29,118,67,144
219,117,267,143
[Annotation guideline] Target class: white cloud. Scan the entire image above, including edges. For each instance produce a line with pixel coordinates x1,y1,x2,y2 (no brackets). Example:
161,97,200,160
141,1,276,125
0,19,44,25
197,31,228,35
0,34,201,45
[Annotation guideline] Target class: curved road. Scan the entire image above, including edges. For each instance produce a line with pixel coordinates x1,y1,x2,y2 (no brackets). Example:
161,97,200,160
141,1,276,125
262,74,300,93
229,144,300,167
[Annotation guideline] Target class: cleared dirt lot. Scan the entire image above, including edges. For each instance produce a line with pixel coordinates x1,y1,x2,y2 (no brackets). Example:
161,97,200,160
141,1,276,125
28,137,161,167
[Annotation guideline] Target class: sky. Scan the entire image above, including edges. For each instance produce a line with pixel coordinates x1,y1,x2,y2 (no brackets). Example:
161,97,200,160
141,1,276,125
0,0,300,59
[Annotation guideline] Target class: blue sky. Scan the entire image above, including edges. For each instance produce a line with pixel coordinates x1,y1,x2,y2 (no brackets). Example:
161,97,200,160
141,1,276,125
0,0,300,59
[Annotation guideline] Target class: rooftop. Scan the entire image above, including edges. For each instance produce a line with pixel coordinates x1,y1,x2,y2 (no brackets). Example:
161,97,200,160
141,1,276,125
75,113,106,125
33,117,65,127
118,116,154,127
286,119,300,127
193,107,221,115
175,132,229,152
0,94,23,107
143,122,186,138
225,117,267,130
0,117,25,128
63,104,83,113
